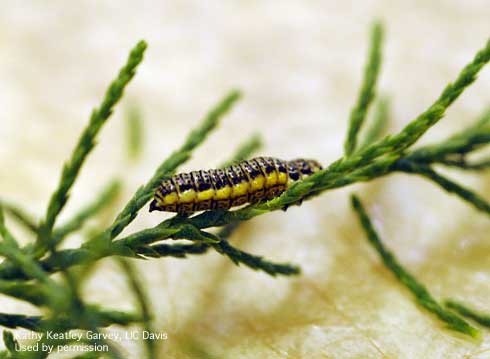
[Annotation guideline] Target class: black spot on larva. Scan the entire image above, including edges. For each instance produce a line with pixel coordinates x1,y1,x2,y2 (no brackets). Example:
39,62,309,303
291,159,313,175
225,165,247,185
240,161,260,179
273,158,287,173
191,170,213,192
249,159,266,176
157,180,176,196
198,182,211,191
209,169,229,189
287,162,300,181
200,170,213,184
175,173,195,192
255,157,274,174
232,165,247,183
262,157,276,174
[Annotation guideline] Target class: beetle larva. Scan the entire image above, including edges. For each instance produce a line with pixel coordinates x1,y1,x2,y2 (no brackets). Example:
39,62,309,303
149,156,323,215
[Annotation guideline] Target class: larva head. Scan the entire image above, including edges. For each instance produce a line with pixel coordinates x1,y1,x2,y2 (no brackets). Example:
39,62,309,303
149,199,159,212
289,158,323,177
151,179,180,212
305,159,323,173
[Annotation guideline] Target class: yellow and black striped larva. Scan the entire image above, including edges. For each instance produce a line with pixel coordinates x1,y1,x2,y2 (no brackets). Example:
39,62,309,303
149,157,323,215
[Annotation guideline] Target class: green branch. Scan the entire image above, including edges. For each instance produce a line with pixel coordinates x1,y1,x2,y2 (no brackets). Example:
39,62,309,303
0,26,488,357
350,194,480,338
210,238,300,276
344,21,384,155
117,259,156,359
38,40,147,251
136,222,241,259
0,33,488,318
339,39,490,171
0,279,46,306
445,300,490,328
53,180,122,241
0,308,140,332
436,157,490,170
0,200,38,234
394,160,490,216
2,331,18,356
359,97,390,149
0,91,241,279
0,180,121,278
7,220,298,279
0,207,61,295
0,312,42,331
137,242,209,258
406,108,490,164
123,215,300,275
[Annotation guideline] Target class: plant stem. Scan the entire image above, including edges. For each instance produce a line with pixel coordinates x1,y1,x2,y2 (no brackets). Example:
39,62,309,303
445,300,490,328
344,21,384,155
350,194,480,338
37,41,147,251
394,160,490,216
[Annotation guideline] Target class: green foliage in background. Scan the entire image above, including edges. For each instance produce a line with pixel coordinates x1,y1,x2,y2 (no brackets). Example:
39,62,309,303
0,21,490,357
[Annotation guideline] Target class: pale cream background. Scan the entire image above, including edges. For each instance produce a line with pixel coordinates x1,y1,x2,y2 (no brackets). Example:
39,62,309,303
1,1,490,358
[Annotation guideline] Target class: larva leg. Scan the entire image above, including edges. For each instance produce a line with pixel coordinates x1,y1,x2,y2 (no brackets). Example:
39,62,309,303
281,198,303,212
214,198,232,210
177,202,195,215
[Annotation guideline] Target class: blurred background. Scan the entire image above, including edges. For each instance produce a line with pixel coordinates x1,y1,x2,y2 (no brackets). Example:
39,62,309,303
1,1,490,358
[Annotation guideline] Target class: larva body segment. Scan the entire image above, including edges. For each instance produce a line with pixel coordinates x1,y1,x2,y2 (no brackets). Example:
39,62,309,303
149,157,322,214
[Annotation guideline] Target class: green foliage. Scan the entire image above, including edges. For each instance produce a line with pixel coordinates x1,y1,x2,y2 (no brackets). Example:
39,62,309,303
0,41,149,359
445,300,490,328
0,308,139,332
0,313,42,331
0,279,46,306
117,259,156,359
1,25,490,358
394,160,490,216
0,207,61,295
37,41,148,252
0,180,121,278
358,97,390,149
406,108,490,165
53,180,122,242
2,331,18,354
0,201,38,234
351,195,480,338
210,238,300,276
344,21,384,155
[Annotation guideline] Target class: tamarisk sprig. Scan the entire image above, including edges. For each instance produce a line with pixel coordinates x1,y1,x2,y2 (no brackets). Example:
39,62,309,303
344,21,384,155
37,41,148,252
1,38,489,282
445,300,490,328
351,195,480,338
